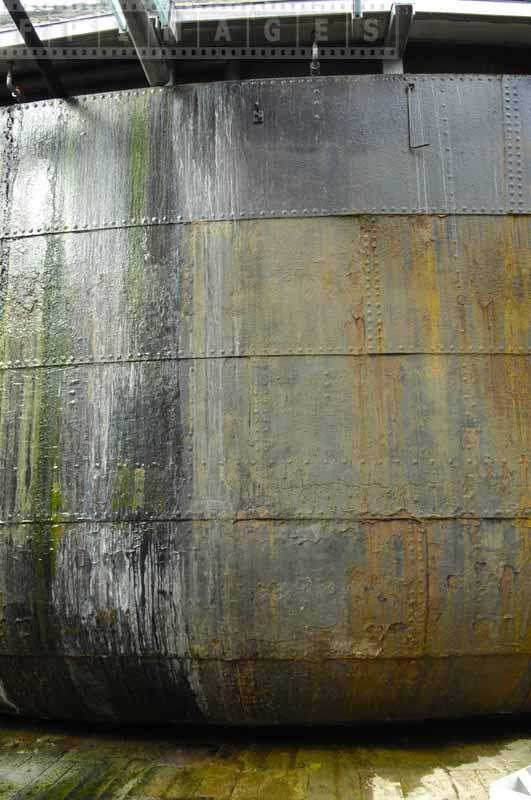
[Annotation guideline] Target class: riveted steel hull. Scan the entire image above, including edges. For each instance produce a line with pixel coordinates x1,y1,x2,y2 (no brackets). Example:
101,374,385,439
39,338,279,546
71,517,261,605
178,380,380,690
0,76,529,723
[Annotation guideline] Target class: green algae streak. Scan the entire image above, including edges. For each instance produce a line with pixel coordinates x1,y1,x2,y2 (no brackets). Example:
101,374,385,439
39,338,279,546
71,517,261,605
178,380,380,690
27,236,73,649
111,462,145,516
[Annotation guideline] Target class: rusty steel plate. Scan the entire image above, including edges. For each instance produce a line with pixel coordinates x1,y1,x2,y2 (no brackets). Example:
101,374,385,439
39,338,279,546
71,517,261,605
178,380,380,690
0,353,528,522
1,216,529,368
0,518,529,722
0,78,529,724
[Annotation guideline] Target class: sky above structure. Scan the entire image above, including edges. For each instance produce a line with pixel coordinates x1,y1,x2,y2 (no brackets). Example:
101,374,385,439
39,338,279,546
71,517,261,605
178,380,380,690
0,0,529,37
0,1,111,32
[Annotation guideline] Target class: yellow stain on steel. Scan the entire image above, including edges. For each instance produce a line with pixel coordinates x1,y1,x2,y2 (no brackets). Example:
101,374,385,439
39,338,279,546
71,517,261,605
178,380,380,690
186,215,530,357
0,212,529,722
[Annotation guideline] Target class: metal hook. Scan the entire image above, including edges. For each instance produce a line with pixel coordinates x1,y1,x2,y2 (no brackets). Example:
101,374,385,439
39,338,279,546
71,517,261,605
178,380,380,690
253,101,264,125
406,82,429,150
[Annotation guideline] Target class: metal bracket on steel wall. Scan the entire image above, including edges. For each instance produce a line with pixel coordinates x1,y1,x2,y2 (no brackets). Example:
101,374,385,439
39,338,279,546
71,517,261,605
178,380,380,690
310,41,321,76
112,0,172,85
406,82,429,150
253,101,264,124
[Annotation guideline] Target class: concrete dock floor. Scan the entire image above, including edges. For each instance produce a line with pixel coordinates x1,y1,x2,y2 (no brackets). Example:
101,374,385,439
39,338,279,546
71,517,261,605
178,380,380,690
0,717,528,799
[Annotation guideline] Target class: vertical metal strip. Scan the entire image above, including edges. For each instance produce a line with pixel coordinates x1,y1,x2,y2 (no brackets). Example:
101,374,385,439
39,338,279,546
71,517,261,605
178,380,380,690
361,220,375,354
503,76,524,214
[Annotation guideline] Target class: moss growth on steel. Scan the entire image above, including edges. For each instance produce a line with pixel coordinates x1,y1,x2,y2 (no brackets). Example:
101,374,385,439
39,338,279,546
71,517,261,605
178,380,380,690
125,98,152,318
30,236,72,520
27,236,72,650
124,226,149,321
0,241,8,363
111,462,145,516
129,97,150,222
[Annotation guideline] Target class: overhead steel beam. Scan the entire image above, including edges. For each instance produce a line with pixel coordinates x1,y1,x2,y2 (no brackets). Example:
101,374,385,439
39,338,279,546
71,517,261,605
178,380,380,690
385,3,413,54
0,2,527,62
382,3,413,73
169,0,531,24
168,0,531,49
108,0,128,33
113,0,170,86
1,0,64,97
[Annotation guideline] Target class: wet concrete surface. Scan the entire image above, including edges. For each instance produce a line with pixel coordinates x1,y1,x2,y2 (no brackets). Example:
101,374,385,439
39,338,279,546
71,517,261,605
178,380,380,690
0,716,527,798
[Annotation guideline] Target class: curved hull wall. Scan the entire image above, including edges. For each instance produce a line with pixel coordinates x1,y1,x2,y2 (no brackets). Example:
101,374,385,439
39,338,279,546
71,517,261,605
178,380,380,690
0,75,529,723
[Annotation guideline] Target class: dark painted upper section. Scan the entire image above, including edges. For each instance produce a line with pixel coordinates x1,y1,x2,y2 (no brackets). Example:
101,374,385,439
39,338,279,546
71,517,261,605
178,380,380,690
0,75,529,242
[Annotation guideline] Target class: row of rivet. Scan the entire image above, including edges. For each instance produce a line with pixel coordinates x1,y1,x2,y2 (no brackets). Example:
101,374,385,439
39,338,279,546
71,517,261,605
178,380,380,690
0,74,509,114
504,79,525,213
361,221,374,346
312,82,322,123
370,218,383,346
2,457,527,485
440,82,457,216
0,348,529,370
461,357,476,507
441,82,466,373
1,453,524,469
2,205,521,242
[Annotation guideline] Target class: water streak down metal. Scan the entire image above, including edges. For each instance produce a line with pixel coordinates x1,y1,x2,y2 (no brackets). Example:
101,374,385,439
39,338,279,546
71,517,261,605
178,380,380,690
0,75,529,723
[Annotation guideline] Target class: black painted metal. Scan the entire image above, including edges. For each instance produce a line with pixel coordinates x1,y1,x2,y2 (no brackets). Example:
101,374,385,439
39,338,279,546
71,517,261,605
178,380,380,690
0,75,529,242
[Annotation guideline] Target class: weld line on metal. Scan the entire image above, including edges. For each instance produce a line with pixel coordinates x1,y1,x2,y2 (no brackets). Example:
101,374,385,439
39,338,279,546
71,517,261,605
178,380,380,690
0,653,526,663
0,351,529,371
1,515,527,526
